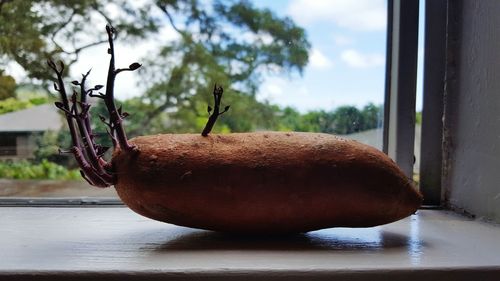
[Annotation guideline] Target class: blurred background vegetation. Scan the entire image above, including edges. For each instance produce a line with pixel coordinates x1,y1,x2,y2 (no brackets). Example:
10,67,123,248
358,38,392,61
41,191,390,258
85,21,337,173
0,0,393,180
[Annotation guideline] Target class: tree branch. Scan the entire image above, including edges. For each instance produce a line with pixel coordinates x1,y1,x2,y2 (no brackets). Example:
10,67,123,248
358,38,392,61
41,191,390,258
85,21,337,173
157,4,187,37
50,10,77,51
93,7,114,28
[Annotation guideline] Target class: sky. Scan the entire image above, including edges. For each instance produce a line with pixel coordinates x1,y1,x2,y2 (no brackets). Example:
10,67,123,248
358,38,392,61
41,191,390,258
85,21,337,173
9,0,423,113
252,0,390,112
251,0,424,113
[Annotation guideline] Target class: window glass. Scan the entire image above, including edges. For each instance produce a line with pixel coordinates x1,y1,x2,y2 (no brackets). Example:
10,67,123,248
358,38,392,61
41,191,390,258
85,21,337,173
0,0,387,199
0,134,17,156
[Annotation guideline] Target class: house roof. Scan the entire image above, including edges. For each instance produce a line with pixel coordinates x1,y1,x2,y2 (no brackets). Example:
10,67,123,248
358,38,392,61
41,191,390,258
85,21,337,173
0,104,64,132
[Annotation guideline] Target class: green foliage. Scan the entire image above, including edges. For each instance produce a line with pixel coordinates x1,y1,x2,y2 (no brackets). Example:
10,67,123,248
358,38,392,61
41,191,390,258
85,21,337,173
113,3,308,134
0,98,32,114
33,130,74,166
361,103,383,130
1,0,309,101
416,111,422,124
1,0,394,185
276,107,319,132
84,89,383,137
213,0,310,74
0,159,81,180
2,0,311,141
0,71,16,100
0,94,49,114
204,89,281,133
0,1,48,80
2,0,382,145
0,0,159,81
272,103,384,135
1,0,312,140
332,106,364,134
330,103,383,134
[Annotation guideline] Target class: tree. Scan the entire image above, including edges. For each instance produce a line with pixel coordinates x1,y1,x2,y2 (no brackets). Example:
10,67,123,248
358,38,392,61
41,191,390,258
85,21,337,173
0,69,16,101
275,107,322,132
361,103,383,130
0,0,158,83
0,70,16,100
133,0,310,134
1,0,310,135
331,106,364,135
34,130,75,166
275,106,301,131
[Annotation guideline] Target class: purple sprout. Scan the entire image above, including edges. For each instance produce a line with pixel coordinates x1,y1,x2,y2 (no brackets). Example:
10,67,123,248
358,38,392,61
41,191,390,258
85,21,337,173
47,25,139,188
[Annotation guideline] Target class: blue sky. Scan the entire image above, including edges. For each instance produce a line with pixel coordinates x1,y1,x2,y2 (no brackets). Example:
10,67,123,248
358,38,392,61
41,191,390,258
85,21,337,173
252,0,424,113
251,0,389,112
22,0,422,113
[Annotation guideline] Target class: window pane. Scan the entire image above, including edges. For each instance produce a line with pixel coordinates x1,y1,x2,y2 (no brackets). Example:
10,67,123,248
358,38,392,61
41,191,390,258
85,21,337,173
0,134,17,156
0,0,387,199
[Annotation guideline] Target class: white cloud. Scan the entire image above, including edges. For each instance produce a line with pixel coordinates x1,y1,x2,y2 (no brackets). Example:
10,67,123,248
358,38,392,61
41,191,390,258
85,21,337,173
287,0,386,31
340,49,385,68
333,34,354,46
309,49,333,70
258,76,312,101
259,77,287,100
258,77,339,112
266,83,284,97
296,85,309,96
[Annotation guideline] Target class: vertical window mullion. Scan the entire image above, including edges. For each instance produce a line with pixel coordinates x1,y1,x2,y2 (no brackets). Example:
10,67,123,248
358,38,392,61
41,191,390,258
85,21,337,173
420,0,447,206
383,0,420,178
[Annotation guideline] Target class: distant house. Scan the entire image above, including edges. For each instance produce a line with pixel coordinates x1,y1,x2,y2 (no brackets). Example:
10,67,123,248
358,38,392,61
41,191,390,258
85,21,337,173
0,104,63,160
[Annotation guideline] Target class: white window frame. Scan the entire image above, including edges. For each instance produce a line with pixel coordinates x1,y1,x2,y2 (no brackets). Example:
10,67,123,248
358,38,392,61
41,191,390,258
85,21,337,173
384,0,447,207
383,0,419,179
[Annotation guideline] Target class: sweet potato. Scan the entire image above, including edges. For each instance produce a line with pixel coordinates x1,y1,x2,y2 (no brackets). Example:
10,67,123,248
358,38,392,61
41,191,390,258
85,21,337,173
48,25,422,234
113,132,422,234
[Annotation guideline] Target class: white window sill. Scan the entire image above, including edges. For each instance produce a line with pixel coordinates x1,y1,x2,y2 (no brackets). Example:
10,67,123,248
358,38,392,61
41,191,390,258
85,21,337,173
1,207,499,280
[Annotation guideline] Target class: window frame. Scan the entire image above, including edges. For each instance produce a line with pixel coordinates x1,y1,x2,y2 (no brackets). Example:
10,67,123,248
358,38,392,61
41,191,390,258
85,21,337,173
384,0,448,208
2,0,437,207
418,0,447,206
383,0,419,179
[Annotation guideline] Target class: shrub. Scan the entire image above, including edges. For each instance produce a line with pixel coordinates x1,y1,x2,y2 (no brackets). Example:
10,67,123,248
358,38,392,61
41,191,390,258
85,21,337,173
0,94,49,115
0,159,81,180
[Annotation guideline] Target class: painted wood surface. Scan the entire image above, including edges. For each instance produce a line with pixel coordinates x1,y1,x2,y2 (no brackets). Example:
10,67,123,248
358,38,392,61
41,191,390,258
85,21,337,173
1,208,500,280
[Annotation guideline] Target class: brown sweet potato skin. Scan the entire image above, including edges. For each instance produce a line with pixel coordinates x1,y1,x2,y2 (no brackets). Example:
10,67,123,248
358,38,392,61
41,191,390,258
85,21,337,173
113,132,422,233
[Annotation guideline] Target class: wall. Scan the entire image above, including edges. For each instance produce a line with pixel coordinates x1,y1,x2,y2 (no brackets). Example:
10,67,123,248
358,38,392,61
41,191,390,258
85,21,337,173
16,135,31,159
444,0,500,222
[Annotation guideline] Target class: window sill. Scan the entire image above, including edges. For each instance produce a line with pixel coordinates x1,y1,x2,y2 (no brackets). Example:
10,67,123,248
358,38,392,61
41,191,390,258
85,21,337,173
1,207,499,280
